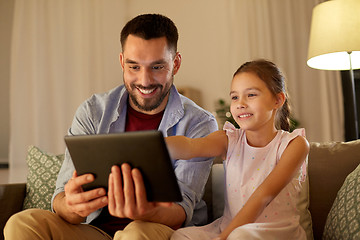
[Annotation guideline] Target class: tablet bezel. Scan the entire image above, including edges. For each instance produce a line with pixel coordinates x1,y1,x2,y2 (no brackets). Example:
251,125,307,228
64,130,182,202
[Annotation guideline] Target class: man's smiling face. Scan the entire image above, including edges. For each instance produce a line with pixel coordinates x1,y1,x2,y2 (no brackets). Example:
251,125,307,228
120,35,181,114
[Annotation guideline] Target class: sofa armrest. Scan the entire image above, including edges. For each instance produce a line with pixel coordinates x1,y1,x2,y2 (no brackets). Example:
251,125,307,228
211,164,225,220
0,183,26,239
204,162,226,224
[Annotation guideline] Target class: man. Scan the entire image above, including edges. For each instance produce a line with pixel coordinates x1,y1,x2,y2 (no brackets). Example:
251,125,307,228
4,14,218,240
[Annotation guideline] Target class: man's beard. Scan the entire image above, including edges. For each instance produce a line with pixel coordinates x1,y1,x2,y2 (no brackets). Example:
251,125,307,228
125,76,173,112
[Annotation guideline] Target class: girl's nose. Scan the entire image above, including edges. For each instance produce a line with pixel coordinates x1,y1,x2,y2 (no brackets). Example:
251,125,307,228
237,99,246,109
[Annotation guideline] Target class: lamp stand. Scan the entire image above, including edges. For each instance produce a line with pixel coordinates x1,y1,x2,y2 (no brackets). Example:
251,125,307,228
346,51,359,140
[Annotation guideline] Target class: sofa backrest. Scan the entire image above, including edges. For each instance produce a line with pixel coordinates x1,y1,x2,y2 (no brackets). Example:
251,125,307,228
308,139,360,240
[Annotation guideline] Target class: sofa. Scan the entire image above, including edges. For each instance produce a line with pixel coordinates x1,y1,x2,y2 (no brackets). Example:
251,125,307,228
1,139,360,240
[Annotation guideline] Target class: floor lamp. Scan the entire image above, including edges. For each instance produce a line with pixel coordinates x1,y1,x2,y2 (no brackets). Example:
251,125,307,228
307,0,360,140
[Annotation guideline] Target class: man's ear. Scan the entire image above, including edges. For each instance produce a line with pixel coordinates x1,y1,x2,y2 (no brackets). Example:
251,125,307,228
275,92,286,109
119,53,124,70
172,52,182,75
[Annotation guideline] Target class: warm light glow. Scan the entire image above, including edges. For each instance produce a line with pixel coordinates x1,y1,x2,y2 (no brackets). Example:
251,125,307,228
307,0,360,70
307,51,360,70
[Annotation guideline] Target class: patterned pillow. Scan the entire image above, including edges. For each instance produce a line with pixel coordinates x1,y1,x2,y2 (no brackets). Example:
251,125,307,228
323,163,360,240
23,145,64,211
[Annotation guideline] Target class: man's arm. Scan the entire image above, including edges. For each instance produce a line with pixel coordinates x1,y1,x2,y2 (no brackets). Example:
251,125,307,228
172,115,219,226
52,88,127,224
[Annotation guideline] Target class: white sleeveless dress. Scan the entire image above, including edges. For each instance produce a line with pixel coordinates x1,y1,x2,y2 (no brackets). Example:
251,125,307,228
171,122,308,240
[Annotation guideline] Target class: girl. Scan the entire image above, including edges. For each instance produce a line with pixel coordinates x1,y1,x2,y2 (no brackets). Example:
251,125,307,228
166,59,309,240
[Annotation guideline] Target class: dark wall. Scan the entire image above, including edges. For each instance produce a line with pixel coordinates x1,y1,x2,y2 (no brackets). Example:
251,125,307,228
341,69,360,141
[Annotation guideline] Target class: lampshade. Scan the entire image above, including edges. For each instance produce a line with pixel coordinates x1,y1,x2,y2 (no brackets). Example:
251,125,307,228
307,0,360,70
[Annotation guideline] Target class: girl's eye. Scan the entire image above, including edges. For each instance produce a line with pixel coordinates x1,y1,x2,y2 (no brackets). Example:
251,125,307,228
231,95,238,100
248,93,257,97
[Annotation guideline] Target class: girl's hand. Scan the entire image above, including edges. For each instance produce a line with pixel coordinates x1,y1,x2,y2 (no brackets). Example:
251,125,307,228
212,237,224,240
212,231,230,240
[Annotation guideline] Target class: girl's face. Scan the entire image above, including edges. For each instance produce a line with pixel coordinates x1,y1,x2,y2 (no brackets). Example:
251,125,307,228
230,72,283,132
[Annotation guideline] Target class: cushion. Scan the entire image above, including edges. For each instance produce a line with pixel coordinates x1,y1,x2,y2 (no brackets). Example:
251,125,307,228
23,146,64,211
322,163,360,240
308,140,360,239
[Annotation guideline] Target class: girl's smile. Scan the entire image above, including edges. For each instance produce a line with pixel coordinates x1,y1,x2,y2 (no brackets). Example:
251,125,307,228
238,113,253,119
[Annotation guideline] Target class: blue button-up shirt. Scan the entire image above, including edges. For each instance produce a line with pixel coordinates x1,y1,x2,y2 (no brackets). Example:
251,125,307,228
52,85,218,226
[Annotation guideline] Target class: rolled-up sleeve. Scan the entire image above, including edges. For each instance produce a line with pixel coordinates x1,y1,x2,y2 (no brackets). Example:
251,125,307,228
169,109,218,226
175,157,213,226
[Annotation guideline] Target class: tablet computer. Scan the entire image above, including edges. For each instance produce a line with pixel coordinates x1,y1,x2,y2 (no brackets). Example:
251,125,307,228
64,130,182,202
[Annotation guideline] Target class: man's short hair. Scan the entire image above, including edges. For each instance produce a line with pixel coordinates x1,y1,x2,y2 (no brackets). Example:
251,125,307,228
120,14,179,54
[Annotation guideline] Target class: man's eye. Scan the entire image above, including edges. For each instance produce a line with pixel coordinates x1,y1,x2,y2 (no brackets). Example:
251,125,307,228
129,65,139,70
152,65,164,70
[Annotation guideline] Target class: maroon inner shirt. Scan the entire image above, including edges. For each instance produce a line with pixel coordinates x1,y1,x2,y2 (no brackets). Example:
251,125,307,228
125,102,164,132
91,102,164,237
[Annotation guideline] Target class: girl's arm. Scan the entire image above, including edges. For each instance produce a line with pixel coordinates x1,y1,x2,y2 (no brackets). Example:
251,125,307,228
217,135,309,240
165,130,228,160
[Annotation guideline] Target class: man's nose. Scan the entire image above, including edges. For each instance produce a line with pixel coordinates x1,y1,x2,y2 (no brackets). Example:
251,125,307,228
139,68,153,86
